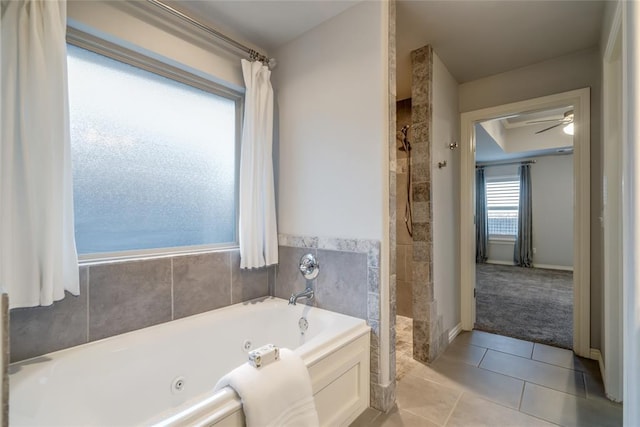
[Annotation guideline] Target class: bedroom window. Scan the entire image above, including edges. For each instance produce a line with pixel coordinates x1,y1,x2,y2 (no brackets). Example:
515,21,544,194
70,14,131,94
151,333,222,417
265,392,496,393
67,42,242,257
486,178,520,237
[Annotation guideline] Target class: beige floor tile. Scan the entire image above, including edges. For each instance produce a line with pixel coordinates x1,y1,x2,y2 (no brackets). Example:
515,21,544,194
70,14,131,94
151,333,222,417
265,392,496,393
396,374,462,425
520,382,622,427
409,356,524,409
350,407,382,426
480,349,586,397
446,393,555,427
532,343,598,373
441,340,487,367
396,352,424,381
454,330,534,359
583,369,612,402
371,407,440,427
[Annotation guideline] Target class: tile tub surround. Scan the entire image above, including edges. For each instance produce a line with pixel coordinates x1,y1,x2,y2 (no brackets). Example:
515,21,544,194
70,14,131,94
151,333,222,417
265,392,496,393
410,44,448,363
10,249,271,363
276,233,394,411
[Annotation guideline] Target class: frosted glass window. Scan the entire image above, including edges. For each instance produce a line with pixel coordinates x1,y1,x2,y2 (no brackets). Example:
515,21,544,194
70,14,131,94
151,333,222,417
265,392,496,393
67,44,238,255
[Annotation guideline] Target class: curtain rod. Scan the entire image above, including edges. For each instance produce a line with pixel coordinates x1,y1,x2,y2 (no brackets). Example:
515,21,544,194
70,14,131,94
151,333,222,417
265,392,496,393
146,0,273,67
476,160,536,168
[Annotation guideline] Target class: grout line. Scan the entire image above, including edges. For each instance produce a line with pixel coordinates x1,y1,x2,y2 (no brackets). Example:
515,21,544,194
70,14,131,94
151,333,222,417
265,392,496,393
442,391,463,426
170,258,174,320
86,266,90,342
477,347,489,366
474,360,588,400
484,347,585,374
401,407,444,427
518,381,526,410
229,251,233,304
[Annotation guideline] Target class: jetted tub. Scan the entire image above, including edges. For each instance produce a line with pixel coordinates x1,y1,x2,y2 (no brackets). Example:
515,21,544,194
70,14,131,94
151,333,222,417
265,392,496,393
10,297,371,426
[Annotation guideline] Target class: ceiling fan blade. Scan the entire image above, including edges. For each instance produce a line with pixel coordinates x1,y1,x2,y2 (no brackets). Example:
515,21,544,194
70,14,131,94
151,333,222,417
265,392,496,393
535,123,563,134
526,118,562,124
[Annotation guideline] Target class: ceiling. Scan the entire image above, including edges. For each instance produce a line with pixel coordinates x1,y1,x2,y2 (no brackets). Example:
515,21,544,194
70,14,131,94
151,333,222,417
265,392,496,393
476,107,574,163
170,0,604,101
396,0,605,99
170,0,360,52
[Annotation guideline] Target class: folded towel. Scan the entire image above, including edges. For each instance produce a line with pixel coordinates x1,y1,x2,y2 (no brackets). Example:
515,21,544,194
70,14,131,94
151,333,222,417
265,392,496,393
214,348,319,427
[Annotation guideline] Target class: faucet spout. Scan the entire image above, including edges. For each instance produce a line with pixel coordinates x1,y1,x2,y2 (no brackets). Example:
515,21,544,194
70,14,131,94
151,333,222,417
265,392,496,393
289,287,314,305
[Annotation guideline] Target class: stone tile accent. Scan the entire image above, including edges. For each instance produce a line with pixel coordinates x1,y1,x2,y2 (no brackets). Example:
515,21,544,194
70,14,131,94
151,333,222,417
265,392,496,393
316,250,368,319
230,251,270,303
278,232,386,410
410,44,448,363
173,252,232,319
10,272,89,362
10,248,270,362
89,258,172,341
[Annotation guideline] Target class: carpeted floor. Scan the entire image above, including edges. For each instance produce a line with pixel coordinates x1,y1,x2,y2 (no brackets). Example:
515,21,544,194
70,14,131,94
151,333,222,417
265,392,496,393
475,263,573,349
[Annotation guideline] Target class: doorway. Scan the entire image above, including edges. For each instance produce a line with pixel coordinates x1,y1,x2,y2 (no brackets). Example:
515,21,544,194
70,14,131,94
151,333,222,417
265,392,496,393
459,88,591,358
474,109,575,349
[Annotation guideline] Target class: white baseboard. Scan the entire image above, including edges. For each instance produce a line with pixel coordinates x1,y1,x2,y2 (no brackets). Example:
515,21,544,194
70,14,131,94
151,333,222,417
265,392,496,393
486,260,513,266
484,260,573,272
534,263,574,272
449,323,462,343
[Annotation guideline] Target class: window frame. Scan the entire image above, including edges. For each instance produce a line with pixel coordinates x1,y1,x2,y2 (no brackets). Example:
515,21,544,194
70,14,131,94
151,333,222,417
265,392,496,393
67,28,244,263
485,175,520,241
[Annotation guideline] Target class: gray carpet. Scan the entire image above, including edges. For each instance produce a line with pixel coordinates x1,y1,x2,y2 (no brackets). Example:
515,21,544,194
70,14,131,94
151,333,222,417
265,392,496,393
475,263,573,349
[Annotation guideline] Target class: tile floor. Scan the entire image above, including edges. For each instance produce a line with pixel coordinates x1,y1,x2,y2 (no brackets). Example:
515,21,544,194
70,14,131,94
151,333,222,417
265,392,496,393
352,324,622,427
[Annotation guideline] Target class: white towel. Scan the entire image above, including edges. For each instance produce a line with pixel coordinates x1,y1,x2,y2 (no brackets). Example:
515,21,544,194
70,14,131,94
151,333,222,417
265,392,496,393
214,348,319,427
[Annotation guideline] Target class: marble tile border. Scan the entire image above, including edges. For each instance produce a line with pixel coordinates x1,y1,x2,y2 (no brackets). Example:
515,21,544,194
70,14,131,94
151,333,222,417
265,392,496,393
278,233,389,410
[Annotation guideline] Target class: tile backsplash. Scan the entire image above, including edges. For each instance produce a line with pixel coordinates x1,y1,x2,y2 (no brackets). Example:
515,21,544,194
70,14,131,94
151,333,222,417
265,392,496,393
10,249,272,362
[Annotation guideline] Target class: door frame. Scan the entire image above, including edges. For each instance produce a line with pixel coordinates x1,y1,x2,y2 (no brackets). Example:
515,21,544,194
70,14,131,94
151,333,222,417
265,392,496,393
459,88,591,358
602,0,623,402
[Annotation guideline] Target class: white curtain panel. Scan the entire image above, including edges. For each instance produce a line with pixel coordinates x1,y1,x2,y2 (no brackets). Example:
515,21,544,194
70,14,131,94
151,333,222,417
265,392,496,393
238,59,278,269
1,0,79,308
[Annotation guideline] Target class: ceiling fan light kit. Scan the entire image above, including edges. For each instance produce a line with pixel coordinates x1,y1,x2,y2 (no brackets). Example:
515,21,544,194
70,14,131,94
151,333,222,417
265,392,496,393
563,122,574,135
533,110,575,135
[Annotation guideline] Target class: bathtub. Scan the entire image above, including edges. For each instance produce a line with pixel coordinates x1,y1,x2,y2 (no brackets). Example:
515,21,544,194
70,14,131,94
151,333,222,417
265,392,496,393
10,297,371,426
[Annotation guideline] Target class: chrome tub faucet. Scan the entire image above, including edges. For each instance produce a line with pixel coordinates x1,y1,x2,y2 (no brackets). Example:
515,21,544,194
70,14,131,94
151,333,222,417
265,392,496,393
289,253,319,306
289,287,314,305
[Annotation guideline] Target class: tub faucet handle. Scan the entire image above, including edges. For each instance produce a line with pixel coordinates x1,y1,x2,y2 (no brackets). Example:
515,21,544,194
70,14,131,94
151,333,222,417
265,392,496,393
299,253,319,280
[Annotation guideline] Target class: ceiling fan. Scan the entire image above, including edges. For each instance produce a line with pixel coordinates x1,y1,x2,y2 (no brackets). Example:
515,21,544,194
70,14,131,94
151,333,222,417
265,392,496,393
526,110,574,134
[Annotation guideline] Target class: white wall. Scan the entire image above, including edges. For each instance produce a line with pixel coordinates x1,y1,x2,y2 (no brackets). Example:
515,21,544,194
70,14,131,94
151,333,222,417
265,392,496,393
432,53,460,333
532,155,574,267
67,1,253,92
480,120,506,150
460,47,603,349
484,155,574,269
272,0,389,384
273,1,387,241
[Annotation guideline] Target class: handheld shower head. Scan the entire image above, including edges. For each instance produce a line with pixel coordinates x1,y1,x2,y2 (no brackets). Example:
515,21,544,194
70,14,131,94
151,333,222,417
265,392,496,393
398,124,411,152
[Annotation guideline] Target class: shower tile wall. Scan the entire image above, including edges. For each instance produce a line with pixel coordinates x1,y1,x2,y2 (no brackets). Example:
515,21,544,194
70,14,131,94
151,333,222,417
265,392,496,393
9,250,273,362
396,98,413,318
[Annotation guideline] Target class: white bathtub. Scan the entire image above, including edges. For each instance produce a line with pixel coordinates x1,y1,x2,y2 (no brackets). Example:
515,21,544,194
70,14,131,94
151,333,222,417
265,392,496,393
10,297,371,426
